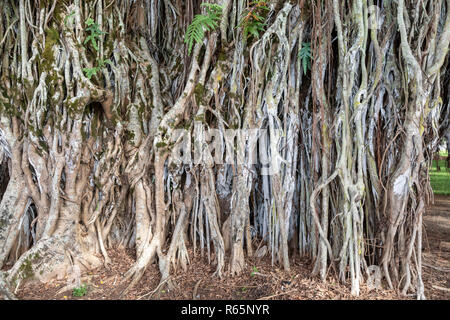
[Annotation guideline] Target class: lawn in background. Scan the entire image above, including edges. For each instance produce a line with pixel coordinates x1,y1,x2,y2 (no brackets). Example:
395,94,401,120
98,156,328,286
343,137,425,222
429,150,450,195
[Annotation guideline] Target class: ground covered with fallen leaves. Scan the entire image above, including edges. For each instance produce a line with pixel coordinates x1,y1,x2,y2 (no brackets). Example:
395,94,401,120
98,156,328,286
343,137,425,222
14,195,450,300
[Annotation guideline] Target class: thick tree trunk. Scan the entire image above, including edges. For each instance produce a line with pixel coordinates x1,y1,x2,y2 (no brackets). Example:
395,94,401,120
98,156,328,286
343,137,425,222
0,0,448,299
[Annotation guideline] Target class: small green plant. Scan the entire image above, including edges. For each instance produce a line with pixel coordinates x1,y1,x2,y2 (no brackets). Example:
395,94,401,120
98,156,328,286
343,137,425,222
298,42,312,75
250,266,259,276
83,58,112,79
184,3,223,55
83,67,98,79
82,18,111,79
72,284,87,297
239,1,270,40
84,18,106,51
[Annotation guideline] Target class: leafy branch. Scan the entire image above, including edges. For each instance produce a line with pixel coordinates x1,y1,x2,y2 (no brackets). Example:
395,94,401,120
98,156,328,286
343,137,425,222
184,3,223,55
239,1,270,40
84,18,106,52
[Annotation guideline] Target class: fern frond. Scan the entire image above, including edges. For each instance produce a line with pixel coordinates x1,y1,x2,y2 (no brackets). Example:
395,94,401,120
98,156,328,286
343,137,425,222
239,1,270,40
184,3,223,55
299,42,312,75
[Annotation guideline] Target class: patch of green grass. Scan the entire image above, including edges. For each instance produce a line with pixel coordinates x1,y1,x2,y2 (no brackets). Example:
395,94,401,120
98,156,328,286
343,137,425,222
429,151,450,195
72,284,87,297
438,150,448,157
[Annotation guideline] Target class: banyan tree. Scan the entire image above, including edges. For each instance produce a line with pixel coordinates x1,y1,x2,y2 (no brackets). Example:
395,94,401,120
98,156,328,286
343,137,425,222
0,0,449,300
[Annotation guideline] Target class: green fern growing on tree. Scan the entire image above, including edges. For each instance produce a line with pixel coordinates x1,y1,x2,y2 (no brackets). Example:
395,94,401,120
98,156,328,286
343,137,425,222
82,18,111,79
239,1,270,40
83,58,112,80
84,18,106,51
298,42,312,75
184,3,223,55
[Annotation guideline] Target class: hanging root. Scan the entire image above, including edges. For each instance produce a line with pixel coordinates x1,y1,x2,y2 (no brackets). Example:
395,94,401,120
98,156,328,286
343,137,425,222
0,0,448,300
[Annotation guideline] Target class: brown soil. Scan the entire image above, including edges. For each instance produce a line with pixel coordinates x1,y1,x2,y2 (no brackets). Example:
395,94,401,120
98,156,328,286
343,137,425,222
14,196,450,300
